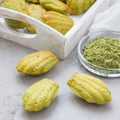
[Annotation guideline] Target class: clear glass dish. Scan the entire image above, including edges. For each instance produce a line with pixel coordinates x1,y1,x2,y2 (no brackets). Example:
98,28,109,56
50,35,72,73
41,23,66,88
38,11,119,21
78,31,120,77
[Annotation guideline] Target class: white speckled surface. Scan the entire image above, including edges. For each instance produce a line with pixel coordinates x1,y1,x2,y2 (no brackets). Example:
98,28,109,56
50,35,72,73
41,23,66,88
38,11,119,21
0,37,120,120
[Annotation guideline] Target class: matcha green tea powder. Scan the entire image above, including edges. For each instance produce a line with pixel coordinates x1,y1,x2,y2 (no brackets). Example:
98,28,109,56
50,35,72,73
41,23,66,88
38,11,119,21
83,37,120,68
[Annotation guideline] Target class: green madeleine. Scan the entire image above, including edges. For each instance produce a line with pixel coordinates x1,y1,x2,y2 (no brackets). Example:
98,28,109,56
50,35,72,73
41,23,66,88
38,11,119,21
22,79,59,111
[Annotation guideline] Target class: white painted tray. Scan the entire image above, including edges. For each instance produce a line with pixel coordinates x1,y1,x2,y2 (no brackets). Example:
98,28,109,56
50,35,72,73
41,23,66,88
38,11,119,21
0,0,110,59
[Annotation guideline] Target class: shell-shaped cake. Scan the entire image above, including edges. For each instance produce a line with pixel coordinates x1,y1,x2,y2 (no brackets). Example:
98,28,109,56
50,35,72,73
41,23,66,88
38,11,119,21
16,50,59,75
40,0,72,14
42,11,74,34
22,78,59,111
66,0,96,14
67,72,112,104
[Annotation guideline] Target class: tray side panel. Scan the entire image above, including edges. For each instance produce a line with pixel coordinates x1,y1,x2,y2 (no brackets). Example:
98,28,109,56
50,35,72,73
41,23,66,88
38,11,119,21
0,8,66,59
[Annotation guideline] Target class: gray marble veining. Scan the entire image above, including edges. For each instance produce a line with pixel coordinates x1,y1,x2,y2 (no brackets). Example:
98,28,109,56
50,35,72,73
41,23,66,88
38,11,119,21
0,37,120,120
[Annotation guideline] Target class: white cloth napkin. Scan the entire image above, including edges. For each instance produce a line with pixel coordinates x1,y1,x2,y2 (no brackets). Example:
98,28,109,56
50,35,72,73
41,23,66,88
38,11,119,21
110,0,120,5
89,4,120,38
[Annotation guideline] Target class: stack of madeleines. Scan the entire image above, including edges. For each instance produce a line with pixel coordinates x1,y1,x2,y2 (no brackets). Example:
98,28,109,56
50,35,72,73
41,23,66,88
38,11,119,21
1,0,96,34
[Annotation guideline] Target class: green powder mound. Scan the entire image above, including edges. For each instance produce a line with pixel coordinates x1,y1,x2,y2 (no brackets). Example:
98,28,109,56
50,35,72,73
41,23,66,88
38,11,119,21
83,37,120,69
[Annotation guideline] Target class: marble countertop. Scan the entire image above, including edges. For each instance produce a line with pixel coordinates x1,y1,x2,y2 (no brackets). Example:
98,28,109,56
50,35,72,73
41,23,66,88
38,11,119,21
0,37,120,120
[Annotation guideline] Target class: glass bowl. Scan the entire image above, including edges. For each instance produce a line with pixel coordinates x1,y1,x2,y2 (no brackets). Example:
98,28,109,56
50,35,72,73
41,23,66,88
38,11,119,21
78,31,120,77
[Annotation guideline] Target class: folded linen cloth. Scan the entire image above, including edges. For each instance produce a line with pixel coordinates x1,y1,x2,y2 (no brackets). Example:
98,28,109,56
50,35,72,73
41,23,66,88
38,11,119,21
110,0,120,5
89,4,120,39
